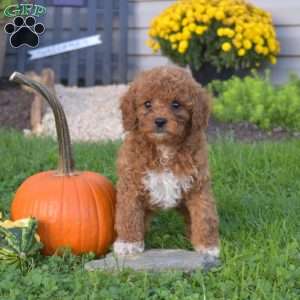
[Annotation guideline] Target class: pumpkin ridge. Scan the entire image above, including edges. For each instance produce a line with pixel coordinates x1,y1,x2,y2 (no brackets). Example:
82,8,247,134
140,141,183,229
87,177,114,252
81,175,106,254
95,179,115,237
57,175,65,255
98,177,115,229
33,176,44,251
73,176,86,252
80,175,100,253
72,177,82,253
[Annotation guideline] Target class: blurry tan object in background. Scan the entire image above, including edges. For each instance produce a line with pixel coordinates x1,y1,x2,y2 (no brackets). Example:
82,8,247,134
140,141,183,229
22,68,55,136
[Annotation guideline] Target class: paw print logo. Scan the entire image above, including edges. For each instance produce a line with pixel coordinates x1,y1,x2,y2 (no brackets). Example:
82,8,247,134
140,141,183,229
4,16,45,48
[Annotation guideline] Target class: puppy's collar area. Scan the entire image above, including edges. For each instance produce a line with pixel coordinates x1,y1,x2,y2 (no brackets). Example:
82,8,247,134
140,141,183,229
157,145,175,165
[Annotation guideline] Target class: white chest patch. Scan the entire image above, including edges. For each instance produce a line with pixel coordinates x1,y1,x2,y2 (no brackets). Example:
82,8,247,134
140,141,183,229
142,170,193,209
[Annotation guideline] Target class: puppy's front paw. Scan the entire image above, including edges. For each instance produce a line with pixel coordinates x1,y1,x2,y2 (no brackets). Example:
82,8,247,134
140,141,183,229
113,240,145,256
195,246,220,259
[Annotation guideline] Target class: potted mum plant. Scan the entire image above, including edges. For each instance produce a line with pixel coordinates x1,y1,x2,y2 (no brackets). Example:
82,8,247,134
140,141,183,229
147,0,280,85
0,0,15,77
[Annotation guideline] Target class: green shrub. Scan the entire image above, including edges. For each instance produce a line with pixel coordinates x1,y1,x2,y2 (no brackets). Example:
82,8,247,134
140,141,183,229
210,72,300,130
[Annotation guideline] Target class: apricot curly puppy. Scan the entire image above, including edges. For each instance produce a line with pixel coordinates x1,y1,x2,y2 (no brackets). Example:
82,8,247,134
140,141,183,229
114,66,220,259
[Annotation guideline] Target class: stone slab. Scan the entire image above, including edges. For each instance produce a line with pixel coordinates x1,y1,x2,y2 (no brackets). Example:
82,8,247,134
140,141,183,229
85,249,220,272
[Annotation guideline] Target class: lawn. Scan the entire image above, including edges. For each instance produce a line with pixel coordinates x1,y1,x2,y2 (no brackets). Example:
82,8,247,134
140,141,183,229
0,130,299,300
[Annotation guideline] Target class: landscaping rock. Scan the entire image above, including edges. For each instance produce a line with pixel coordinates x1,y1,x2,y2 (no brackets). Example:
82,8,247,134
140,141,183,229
42,84,127,142
85,249,220,272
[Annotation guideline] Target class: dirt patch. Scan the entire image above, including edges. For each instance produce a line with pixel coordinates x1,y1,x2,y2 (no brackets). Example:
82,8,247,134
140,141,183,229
207,118,299,142
0,79,33,130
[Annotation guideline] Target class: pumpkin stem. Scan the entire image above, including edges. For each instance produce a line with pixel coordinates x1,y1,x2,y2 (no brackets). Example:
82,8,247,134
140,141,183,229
10,72,75,175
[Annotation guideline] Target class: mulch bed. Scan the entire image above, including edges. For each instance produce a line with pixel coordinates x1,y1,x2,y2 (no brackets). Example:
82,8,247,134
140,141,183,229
0,78,33,131
0,81,298,141
207,118,299,141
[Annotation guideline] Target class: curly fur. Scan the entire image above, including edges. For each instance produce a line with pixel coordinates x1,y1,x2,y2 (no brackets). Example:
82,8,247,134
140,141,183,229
114,66,219,257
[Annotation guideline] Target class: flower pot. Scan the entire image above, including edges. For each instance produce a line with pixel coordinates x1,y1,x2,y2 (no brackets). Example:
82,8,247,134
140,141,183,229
190,63,248,86
0,20,8,77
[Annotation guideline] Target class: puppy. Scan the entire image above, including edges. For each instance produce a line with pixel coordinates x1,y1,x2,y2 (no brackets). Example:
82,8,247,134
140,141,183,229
114,66,219,259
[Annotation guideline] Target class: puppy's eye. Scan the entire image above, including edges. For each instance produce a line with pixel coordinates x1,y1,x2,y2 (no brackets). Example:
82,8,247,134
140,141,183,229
171,100,181,110
144,101,152,109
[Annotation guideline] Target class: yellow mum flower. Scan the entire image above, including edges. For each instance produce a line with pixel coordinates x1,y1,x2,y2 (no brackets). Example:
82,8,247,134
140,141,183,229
217,28,225,37
152,42,160,52
243,40,252,50
206,7,216,18
270,56,277,64
178,40,189,53
182,28,191,40
222,42,232,52
148,28,157,37
145,39,155,48
171,23,180,32
171,43,178,50
235,33,243,41
202,15,210,23
173,14,181,21
182,18,189,26
195,5,205,14
178,48,186,54
263,47,269,55
235,25,243,33
224,28,235,38
169,35,177,43
255,44,264,54
254,36,264,45
233,39,242,48
195,26,207,35
268,39,277,52
238,48,246,56
182,31,191,40
223,17,234,25
188,23,197,32
179,40,188,49
186,9,194,19
215,10,225,21
176,32,182,41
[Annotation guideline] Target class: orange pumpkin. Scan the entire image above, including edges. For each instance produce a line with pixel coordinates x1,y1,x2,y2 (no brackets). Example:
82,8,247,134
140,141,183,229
10,72,116,256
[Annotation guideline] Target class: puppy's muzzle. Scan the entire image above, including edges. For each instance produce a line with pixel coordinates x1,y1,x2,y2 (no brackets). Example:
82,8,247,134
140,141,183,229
155,118,167,132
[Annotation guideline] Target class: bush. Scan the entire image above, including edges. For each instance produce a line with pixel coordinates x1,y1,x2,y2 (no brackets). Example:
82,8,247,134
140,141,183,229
147,0,280,72
211,72,300,130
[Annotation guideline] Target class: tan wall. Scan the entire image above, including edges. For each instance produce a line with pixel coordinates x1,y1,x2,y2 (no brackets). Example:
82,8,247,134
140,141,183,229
128,0,300,83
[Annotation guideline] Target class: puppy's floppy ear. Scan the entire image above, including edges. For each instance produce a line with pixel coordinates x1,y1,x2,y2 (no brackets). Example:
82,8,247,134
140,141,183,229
120,84,137,132
191,83,212,130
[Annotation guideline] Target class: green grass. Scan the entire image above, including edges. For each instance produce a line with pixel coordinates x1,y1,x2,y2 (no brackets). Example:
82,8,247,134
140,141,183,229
0,130,299,300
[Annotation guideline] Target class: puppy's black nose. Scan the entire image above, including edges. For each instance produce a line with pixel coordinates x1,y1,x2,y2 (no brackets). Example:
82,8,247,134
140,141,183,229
155,117,167,128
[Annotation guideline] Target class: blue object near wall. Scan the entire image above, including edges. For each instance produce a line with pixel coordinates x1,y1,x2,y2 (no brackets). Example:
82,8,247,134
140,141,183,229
52,0,85,7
